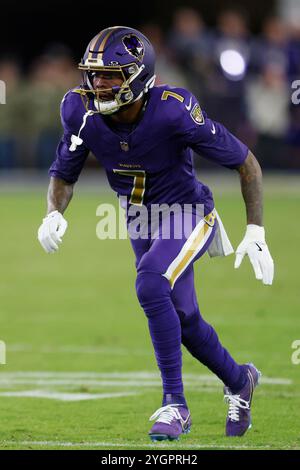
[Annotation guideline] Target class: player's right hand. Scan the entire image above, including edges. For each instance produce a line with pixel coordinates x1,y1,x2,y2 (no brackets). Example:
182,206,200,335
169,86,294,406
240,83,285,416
38,210,68,253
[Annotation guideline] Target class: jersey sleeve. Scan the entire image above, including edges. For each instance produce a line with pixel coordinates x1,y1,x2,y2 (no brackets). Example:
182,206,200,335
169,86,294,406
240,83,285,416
48,91,90,184
175,90,249,169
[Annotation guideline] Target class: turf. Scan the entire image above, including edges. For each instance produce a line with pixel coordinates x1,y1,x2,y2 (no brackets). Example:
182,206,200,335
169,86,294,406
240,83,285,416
0,177,299,450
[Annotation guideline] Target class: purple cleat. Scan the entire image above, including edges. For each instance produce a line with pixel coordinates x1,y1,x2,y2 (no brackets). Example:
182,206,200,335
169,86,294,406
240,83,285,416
148,404,191,441
224,363,261,437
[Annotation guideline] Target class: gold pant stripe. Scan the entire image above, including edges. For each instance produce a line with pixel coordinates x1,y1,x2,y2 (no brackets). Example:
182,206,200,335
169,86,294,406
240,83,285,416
163,210,215,289
168,223,210,289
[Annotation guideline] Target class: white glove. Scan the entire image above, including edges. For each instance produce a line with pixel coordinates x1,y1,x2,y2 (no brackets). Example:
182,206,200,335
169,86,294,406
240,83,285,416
234,224,274,285
38,210,68,253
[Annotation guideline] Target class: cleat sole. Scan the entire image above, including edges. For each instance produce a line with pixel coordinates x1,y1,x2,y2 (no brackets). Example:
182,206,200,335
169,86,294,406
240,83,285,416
149,426,191,442
149,434,178,442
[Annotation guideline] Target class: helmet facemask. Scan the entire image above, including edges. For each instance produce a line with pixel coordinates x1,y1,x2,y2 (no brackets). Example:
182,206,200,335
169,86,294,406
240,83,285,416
78,62,146,115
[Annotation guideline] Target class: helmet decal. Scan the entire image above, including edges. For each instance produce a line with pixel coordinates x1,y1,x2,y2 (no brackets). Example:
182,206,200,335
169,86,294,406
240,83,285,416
122,34,144,62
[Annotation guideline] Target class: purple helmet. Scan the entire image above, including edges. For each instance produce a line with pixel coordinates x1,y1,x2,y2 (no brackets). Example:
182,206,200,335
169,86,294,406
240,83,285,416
78,26,156,115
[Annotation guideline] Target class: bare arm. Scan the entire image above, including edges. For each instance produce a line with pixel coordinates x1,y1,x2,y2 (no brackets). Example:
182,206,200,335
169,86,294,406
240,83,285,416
47,176,74,215
234,150,274,284
236,150,263,226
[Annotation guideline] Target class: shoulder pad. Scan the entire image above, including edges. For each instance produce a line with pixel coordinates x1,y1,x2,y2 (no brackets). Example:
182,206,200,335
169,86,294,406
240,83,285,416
60,88,86,130
157,85,204,125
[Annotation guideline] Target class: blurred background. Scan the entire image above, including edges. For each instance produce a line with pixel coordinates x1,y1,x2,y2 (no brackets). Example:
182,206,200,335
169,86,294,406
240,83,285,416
0,1,300,450
0,0,300,173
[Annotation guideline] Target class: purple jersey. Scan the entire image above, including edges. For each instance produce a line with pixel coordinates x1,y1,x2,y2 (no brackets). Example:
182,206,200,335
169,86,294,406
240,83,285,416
49,84,248,214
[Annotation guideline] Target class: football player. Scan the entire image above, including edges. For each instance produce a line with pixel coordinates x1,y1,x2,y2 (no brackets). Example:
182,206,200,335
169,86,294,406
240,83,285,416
38,26,274,441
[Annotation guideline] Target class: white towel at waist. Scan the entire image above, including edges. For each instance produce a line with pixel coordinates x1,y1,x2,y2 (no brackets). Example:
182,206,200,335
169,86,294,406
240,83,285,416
208,209,234,257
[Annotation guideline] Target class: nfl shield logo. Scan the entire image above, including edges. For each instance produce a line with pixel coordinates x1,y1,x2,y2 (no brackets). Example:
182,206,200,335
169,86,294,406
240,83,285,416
120,141,129,152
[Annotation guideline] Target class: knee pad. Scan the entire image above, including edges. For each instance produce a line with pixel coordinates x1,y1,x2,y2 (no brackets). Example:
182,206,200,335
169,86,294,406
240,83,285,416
135,271,171,307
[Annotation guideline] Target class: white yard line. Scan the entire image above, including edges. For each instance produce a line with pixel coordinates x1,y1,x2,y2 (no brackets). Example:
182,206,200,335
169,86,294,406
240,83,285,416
8,344,151,356
0,371,292,386
0,390,139,401
0,379,163,387
0,440,276,450
0,387,298,400
0,370,293,402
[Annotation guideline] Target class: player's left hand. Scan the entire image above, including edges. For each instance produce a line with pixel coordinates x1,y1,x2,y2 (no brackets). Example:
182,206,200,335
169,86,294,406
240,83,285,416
234,224,274,285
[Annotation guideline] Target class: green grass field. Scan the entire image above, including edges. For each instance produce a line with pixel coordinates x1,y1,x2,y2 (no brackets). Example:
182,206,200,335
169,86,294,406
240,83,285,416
0,175,299,450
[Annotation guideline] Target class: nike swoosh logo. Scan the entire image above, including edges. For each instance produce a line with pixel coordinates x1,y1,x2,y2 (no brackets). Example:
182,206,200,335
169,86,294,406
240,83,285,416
180,413,191,430
185,97,192,111
255,242,263,251
211,123,216,134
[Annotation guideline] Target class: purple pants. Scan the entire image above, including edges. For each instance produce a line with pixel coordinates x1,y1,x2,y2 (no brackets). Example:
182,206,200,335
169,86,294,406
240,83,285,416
130,207,246,398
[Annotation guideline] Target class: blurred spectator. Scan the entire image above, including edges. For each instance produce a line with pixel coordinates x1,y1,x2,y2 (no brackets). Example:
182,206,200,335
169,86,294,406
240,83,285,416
287,31,300,82
167,8,213,97
0,58,22,168
246,63,289,167
276,0,300,166
250,17,288,75
140,23,188,88
203,9,252,138
285,22,300,165
24,44,80,168
0,10,300,172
